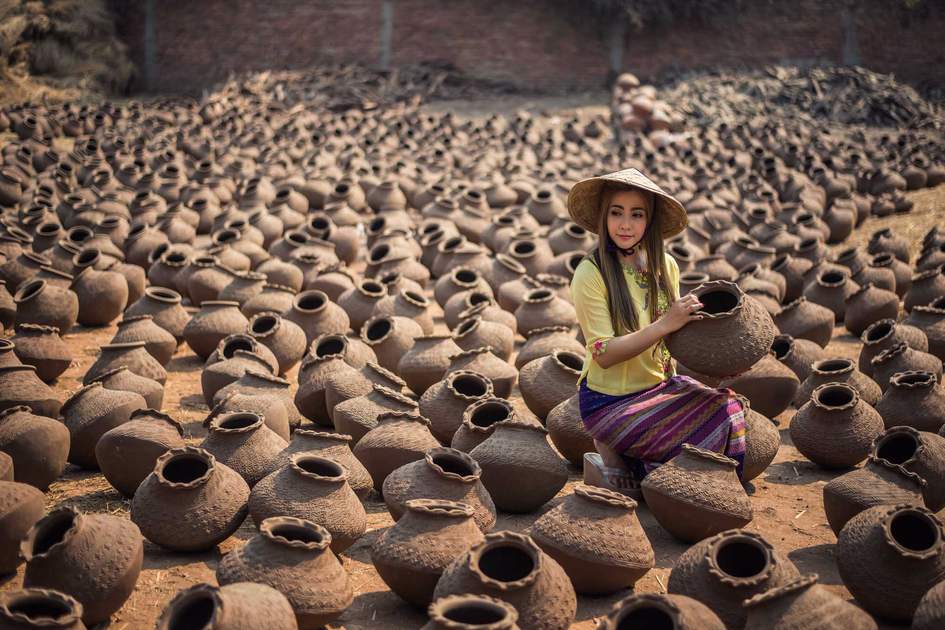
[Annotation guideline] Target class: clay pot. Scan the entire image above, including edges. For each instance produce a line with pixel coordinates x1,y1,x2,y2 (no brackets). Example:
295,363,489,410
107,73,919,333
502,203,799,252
469,420,568,513
382,446,497,532
518,350,583,421
70,265,127,326
353,410,440,491
790,383,884,469
376,288,435,335
278,428,372,498
914,580,945,630
514,288,577,337
294,351,350,425
131,445,249,551
451,397,519,453
361,314,423,373
875,371,945,433
216,516,353,630
13,280,78,335
667,529,800,629
202,349,274,406
870,252,912,296
309,331,376,370
0,406,69,489
423,594,520,630
858,317,929,376
447,347,517,399
871,342,943,391
905,265,945,312
21,506,143,625
284,289,350,345
0,480,45,574
156,582,296,630
83,340,167,385
333,383,419,445
642,444,753,542
905,296,945,361
827,447,928,532
337,278,387,333
183,301,250,360
793,358,881,407
434,268,491,309
742,573,877,630
421,370,494,445
60,382,146,469
719,354,798,418
515,326,584,370
666,281,776,377
546,394,594,467
89,366,164,410
124,286,190,342
205,332,280,375
452,315,514,361
248,311,306,374
95,409,185,498
0,365,60,418
372,499,486,608
11,324,71,382
432,530,576,630
218,269,267,305
770,333,827,382
872,425,945,510
773,297,835,348
200,411,287,487
397,334,464,396
530,484,654,594
844,282,900,337
598,593,725,630
836,504,945,622
0,588,86,630
110,315,177,366
740,397,780,482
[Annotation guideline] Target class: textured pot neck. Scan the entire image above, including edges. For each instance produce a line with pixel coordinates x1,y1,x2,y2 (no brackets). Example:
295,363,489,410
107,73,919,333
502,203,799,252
810,358,854,378
144,287,183,305
199,300,240,312
293,290,329,314
356,280,385,299
293,428,353,447
0,405,36,425
811,382,860,412
864,454,927,490
743,573,819,611
426,595,519,630
494,254,526,276
463,398,514,434
881,505,944,560
888,370,937,391
691,280,745,319
871,342,909,368
679,442,738,469
522,288,554,305
404,498,475,521
362,314,397,346
13,323,60,337
446,370,493,401
372,383,419,409
705,529,777,587
20,507,85,562
209,410,266,436
290,453,348,485
155,584,222,630
377,409,431,428
467,531,543,591
449,346,494,364
425,447,482,483
362,362,406,389
525,325,572,340
259,516,332,553
129,408,184,436
13,279,47,304
154,446,217,490
573,483,638,511
861,318,897,346
249,312,283,340
551,350,583,376
0,587,84,629
600,594,687,630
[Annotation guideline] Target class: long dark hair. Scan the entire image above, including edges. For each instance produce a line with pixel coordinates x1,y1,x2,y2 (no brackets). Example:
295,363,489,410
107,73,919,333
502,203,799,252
590,182,677,334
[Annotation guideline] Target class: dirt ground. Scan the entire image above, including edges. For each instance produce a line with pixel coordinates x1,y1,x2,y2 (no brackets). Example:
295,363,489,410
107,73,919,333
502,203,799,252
1,101,943,627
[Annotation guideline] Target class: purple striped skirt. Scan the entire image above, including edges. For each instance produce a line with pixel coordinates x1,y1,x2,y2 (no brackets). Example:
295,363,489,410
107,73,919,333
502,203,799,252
579,375,746,481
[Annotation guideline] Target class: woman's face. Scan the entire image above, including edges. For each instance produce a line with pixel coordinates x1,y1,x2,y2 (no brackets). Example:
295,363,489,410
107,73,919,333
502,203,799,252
606,189,650,251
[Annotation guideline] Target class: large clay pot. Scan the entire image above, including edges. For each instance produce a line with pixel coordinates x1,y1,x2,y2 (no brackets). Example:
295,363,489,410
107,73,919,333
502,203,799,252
21,507,143,625
124,286,190,342
822,454,926,534
515,325,584,370
0,588,86,630
598,593,725,630
353,410,440,490
361,314,423,373
514,288,577,337
905,296,945,360
739,396,780,481
770,333,827,382
202,349,274,406
110,315,177,366
844,282,900,337
518,350,583,421
642,444,753,542
469,420,568,514
130,446,249,551
11,324,71,382
216,516,353,630
447,347,517,399
905,265,945,312
89,365,164,410
790,383,884,469
183,301,250,360
546,394,594,467
451,397,520,453
793,358,881,408
156,582,297,630
372,499,486,608
773,297,835,348
200,411,287,487
95,409,185,498
836,504,945,622
668,529,800,629
742,573,878,630
60,382,146,469
83,340,167,385
914,580,945,630
871,341,943,391
249,454,367,553
383,446,497,532
872,425,945,510
248,311,307,374
432,530,577,630
277,428,372,498
337,278,387,333
0,365,61,418
452,315,514,361
875,370,945,433
666,281,776,377
70,264,127,326
0,480,45,574
421,370,494,445
858,317,928,376
333,384,419,445
285,289,350,345
423,594,520,630
719,353,798,418
398,334,463,396
294,350,351,425
13,280,78,335
530,484,654,594
0,406,69,490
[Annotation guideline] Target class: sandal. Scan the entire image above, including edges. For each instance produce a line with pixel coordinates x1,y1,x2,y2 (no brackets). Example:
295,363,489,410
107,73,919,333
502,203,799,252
582,452,643,500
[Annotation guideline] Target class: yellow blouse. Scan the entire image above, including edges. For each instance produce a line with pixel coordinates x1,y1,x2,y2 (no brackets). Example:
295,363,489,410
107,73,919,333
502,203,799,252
570,253,680,396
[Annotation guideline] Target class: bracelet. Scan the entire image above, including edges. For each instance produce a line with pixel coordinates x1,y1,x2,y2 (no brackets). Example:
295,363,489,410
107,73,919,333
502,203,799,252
591,338,610,358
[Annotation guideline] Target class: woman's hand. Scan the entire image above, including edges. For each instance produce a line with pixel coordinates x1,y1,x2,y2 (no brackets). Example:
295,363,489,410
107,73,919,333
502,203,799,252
658,293,703,333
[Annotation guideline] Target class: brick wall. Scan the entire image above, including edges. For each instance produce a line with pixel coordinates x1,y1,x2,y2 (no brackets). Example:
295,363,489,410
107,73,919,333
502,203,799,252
112,0,945,94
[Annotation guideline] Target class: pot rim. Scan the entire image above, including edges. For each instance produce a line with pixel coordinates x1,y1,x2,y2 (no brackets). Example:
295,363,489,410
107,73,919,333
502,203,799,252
259,516,332,551
445,370,494,400
19,506,86,564
466,531,543,591
426,594,519,630
743,573,819,609
155,584,222,630
705,529,777,587
811,382,860,411
880,504,944,560
871,341,908,366
574,482,637,510
154,446,216,489
888,370,937,389
405,498,475,518
680,442,738,468
424,447,482,482
289,453,348,483
603,593,683,628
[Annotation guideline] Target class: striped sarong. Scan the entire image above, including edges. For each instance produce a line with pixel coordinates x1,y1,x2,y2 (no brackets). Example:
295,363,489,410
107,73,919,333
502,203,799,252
579,375,746,481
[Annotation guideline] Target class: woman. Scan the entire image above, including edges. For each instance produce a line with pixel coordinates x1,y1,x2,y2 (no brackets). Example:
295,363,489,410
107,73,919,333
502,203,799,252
568,168,746,497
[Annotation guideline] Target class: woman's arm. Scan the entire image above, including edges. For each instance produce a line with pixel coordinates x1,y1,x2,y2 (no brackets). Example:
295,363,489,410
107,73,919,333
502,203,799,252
593,293,701,369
